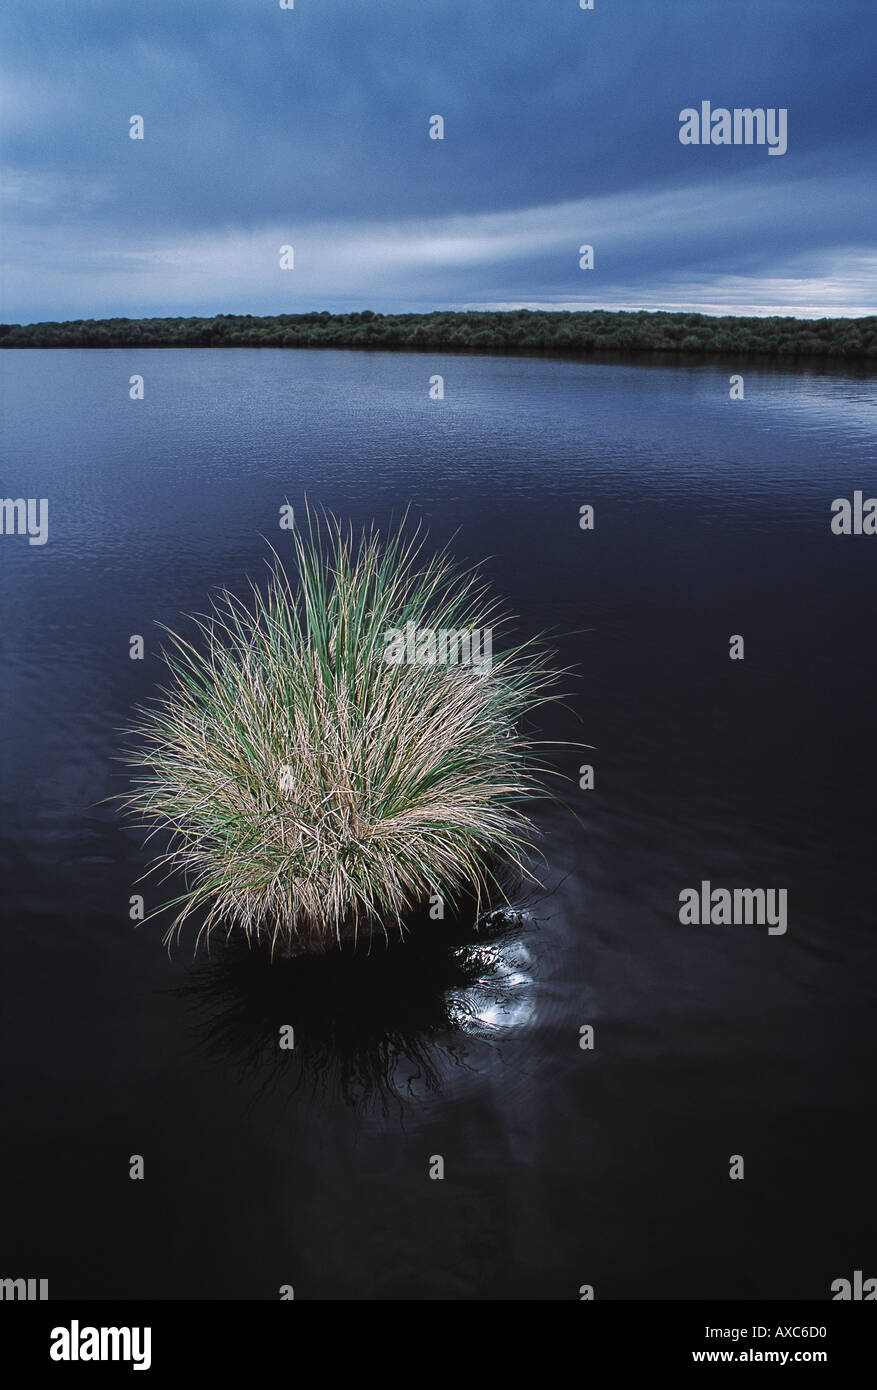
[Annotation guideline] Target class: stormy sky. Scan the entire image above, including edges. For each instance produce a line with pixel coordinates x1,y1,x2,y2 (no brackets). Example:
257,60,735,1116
2,0,875,322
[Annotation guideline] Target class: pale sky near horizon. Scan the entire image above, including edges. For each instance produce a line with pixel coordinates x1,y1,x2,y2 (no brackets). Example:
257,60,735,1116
2,0,876,323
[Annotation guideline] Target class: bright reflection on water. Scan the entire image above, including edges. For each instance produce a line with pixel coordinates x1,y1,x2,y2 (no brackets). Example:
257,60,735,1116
451,936,537,1034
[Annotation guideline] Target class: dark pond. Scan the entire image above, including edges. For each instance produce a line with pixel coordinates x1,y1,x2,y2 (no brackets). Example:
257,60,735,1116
1,347,874,1298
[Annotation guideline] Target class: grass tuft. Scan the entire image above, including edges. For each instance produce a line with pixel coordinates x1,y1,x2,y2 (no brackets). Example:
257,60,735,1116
122,514,563,955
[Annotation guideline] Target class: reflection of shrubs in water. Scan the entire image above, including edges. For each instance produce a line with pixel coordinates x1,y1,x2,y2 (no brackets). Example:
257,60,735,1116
176,909,534,1109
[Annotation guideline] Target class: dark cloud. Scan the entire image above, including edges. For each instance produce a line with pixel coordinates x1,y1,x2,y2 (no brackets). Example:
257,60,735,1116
2,0,875,318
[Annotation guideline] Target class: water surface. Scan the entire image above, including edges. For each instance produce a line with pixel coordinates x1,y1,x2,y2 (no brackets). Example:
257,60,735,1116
1,348,875,1298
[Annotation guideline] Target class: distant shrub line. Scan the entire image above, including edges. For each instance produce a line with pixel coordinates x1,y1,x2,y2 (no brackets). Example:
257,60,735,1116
1,309,875,359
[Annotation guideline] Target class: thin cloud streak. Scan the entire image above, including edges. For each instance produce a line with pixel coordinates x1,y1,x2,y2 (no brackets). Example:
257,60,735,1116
3,173,875,322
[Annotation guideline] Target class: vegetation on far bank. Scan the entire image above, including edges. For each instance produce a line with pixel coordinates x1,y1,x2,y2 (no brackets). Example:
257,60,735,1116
1,309,875,359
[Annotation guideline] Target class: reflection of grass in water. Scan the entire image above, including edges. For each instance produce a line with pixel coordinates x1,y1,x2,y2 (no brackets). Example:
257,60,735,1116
176,907,535,1111
123,513,561,956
